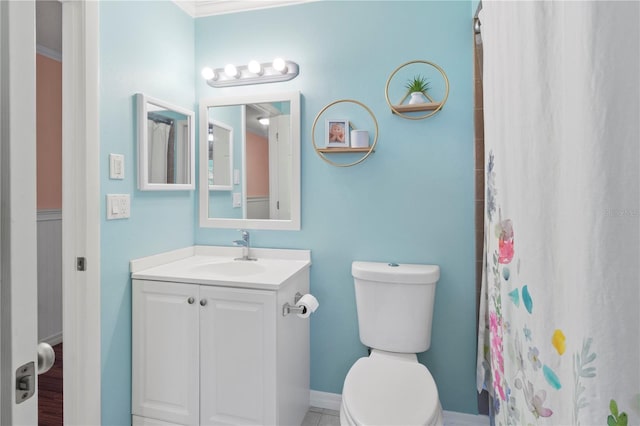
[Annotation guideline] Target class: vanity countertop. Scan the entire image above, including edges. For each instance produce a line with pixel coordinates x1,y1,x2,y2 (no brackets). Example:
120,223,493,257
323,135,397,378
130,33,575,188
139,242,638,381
130,245,311,291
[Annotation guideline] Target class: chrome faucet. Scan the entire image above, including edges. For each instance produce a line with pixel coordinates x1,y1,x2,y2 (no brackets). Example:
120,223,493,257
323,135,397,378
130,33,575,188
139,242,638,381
233,230,256,261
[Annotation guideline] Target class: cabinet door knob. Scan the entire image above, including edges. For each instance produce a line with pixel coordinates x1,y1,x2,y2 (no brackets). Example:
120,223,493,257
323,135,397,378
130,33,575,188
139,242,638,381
200,299,207,306
187,297,195,304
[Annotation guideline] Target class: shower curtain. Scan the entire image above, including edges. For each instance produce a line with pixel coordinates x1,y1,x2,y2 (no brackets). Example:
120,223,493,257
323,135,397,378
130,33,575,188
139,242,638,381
148,119,171,183
476,2,639,425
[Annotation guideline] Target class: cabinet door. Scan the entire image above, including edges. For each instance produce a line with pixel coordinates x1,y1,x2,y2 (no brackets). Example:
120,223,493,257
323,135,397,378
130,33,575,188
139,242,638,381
199,286,277,425
132,280,200,425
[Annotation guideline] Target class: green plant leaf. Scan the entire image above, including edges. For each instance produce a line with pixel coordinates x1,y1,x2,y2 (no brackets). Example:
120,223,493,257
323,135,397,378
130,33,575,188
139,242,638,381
608,415,617,426
582,338,593,359
610,400,619,417
619,412,628,426
580,367,596,378
404,75,430,93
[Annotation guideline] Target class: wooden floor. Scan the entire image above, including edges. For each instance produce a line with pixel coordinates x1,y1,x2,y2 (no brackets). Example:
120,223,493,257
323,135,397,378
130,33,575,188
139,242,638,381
38,343,63,426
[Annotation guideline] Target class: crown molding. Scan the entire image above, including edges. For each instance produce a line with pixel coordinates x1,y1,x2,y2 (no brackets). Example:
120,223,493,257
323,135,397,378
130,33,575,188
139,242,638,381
173,0,317,18
173,0,198,16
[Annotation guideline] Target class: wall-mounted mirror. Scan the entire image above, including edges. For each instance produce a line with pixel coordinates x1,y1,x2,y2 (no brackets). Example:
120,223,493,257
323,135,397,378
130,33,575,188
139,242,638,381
136,93,195,190
199,91,300,230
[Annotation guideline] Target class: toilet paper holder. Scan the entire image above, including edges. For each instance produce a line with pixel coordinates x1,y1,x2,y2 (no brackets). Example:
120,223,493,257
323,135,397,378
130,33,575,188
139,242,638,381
282,292,306,316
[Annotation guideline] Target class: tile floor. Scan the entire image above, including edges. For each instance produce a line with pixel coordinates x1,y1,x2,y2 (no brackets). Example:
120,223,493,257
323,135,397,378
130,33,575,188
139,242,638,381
302,407,341,426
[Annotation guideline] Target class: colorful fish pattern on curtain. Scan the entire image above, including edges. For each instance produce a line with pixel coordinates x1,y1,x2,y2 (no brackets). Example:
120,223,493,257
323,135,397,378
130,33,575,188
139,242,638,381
476,2,639,425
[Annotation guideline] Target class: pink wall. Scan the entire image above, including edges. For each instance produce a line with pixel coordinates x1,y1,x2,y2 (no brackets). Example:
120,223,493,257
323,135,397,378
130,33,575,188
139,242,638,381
36,54,62,210
246,131,269,197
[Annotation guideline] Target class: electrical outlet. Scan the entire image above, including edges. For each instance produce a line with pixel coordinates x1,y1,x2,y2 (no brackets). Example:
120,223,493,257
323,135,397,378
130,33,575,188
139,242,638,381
107,194,130,219
232,192,242,208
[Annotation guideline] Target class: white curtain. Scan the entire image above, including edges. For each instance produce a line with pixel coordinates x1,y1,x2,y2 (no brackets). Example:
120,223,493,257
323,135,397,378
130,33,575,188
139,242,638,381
477,2,639,424
148,120,170,183
174,120,190,184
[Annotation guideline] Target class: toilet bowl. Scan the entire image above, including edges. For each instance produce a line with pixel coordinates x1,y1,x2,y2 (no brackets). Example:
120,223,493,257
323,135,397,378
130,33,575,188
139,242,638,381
340,350,443,426
342,261,443,426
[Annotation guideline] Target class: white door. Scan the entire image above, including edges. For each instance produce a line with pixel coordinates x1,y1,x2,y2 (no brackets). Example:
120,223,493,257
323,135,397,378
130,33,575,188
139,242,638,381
199,286,277,425
1,1,101,424
0,1,39,424
132,280,200,426
268,114,291,220
61,1,102,423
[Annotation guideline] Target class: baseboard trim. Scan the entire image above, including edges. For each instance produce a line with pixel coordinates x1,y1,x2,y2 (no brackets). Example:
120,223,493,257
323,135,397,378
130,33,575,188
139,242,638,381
37,208,62,222
41,332,63,346
444,410,490,425
309,390,490,425
310,390,342,411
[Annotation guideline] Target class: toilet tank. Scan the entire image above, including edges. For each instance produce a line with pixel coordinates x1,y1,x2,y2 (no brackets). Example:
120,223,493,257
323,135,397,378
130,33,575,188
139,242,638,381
352,261,440,353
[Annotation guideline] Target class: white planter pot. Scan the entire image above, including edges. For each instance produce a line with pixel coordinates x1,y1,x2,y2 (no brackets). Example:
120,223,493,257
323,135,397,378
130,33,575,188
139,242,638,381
409,91,426,104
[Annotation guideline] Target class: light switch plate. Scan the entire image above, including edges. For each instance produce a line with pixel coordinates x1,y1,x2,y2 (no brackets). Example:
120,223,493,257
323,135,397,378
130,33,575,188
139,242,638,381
233,169,240,185
109,154,125,179
107,194,130,219
232,192,241,208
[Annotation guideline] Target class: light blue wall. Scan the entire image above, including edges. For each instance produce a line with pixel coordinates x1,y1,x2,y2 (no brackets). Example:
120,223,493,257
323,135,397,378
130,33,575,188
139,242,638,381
99,1,476,421
194,1,477,414
100,1,195,424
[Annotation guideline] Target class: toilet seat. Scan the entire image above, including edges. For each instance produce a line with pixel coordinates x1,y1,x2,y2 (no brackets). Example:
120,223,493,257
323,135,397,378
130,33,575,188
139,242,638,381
341,354,441,426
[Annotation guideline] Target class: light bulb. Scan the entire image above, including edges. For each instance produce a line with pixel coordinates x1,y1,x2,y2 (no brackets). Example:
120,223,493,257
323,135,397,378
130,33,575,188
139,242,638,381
201,67,216,80
208,133,214,142
248,60,263,75
258,117,270,126
272,57,287,73
224,64,239,78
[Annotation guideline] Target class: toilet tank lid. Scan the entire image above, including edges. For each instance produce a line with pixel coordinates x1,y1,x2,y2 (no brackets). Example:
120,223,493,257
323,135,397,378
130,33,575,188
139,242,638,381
352,261,440,284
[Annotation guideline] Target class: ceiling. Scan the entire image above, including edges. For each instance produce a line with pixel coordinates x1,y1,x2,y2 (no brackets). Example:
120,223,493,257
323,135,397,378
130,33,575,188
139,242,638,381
35,0,316,57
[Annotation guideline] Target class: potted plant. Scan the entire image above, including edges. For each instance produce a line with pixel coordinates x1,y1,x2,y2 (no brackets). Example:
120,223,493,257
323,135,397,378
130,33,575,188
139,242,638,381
405,75,431,104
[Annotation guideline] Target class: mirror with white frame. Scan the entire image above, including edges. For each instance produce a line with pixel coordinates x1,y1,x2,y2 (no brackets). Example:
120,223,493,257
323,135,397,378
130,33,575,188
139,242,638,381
199,91,300,230
137,93,195,190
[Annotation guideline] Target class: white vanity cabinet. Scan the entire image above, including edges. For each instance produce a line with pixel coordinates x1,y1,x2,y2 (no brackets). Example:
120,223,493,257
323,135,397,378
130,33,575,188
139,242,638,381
130,246,311,426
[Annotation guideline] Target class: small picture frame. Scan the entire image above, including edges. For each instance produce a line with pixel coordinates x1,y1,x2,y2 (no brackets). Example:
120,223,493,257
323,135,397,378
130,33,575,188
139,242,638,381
325,119,350,148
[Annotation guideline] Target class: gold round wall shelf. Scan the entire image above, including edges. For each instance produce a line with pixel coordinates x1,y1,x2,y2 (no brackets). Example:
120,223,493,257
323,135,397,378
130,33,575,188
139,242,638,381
311,99,379,168
385,60,449,120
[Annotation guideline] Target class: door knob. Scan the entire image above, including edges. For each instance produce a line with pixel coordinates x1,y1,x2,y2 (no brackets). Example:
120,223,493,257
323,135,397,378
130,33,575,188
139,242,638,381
37,342,55,374
187,297,195,304
200,299,207,306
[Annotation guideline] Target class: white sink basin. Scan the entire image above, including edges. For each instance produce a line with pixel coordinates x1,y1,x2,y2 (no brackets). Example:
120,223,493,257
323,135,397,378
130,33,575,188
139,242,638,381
189,261,266,277
130,246,311,290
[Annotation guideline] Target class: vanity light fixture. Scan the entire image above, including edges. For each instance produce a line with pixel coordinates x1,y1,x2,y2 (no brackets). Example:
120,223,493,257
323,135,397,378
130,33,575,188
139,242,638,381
248,60,263,75
272,57,287,73
258,117,270,126
202,58,299,88
224,64,239,78
201,67,216,81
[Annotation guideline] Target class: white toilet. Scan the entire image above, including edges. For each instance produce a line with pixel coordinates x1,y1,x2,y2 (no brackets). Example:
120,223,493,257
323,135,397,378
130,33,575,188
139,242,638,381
340,261,443,426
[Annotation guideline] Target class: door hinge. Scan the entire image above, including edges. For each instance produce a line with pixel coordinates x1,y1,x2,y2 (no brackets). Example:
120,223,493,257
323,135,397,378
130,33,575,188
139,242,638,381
15,362,35,404
76,257,86,271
